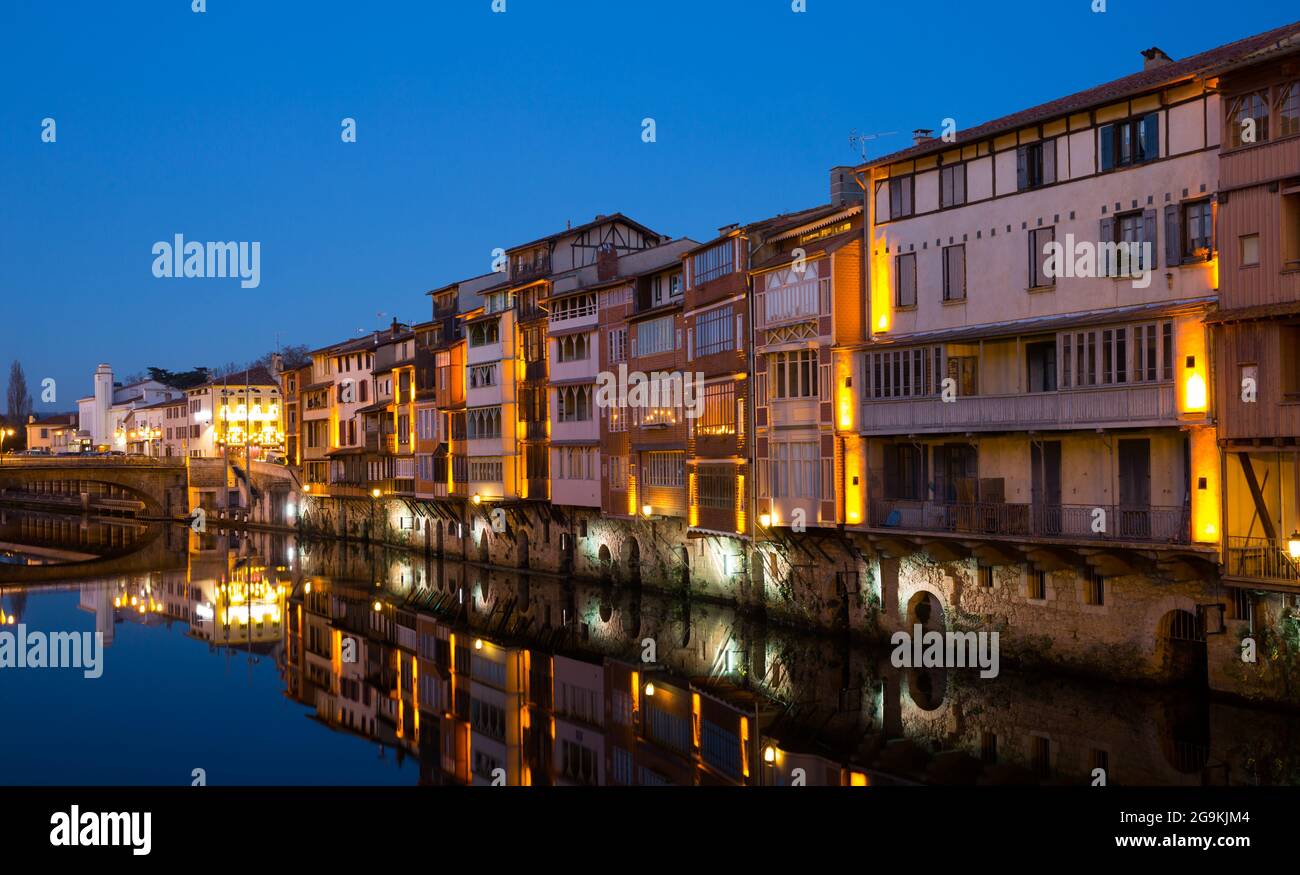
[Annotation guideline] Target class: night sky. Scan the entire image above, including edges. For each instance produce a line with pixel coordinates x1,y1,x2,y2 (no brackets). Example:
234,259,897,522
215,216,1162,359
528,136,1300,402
2,0,1296,410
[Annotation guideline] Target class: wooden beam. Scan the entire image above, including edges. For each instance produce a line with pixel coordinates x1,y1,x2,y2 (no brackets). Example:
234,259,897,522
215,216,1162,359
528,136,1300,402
1238,452,1278,542
1024,546,1077,571
922,539,970,563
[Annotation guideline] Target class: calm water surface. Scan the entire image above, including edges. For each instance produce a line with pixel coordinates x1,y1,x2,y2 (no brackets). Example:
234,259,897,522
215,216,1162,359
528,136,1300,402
2,507,1299,787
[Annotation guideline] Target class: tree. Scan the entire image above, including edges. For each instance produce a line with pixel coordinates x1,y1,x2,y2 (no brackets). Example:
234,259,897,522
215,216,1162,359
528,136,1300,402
6,360,32,424
147,366,211,389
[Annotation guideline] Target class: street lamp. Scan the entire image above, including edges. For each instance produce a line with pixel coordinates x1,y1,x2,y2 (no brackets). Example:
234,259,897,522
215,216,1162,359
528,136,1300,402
0,427,14,462
1288,531,1300,560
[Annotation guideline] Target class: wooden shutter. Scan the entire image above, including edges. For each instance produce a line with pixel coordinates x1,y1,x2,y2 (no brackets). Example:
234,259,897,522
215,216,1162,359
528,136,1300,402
1016,147,1028,190
1099,124,1114,171
1164,203,1182,267
1099,216,1115,275
1143,209,1158,268
1042,139,1056,185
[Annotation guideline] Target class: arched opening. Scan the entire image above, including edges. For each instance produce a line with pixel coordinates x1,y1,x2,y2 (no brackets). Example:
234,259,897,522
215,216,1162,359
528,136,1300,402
907,591,945,633
906,667,948,712
624,537,641,583
1157,609,1208,687
478,530,489,565
1157,697,1211,775
517,530,530,570
597,544,612,582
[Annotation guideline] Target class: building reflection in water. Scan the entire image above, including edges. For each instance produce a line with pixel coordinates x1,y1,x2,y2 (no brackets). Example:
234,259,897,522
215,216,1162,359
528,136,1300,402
8,517,1300,787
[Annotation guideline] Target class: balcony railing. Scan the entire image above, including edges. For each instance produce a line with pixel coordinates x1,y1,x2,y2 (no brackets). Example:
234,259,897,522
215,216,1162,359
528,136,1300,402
1224,536,1300,584
758,277,830,329
868,498,1189,544
859,384,1177,434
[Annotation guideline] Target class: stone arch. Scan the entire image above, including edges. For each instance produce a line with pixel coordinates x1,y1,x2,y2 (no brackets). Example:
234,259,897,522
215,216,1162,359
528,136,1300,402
906,589,946,633
904,667,949,713
623,537,641,582
517,530,530,570
597,544,613,581
478,530,489,564
1156,608,1208,687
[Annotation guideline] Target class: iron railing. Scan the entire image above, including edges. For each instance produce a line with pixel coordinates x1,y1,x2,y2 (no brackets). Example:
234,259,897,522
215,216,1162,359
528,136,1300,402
1225,536,1300,584
869,498,1189,544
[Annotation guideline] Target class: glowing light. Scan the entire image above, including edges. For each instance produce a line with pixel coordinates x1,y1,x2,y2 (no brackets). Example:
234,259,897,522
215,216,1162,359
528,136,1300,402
1289,531,1300,560
474,638,483,651
371,488,381,499
763,745,777,763
759,513,772,528
372,599,382,611
471,494,482,505
641,504,653,518
644,682,655,697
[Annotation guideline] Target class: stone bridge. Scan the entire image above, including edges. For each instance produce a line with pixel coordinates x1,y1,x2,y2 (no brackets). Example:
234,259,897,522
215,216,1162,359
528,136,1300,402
0,457,190,517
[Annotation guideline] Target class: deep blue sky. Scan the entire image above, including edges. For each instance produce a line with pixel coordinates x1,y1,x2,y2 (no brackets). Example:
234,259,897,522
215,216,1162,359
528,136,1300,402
2,0,1296,412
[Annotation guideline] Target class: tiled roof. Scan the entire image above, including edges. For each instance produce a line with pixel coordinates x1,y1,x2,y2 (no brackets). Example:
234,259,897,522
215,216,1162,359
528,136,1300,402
863,20,1300,168
193,365,280,389
506,213,662,254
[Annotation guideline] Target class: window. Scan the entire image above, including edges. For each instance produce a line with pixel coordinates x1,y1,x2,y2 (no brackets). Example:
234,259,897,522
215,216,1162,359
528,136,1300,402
635,315,676,357
1084,568,1105,606
556,333,590,363
556,385,593,422
612,747,633,785
1017,140,1056,190
1282,326,1300,399
550,293,596,322
979,565,994,588
1182,199,1213,261
697,465,737,510
652,271,683,305
693,239,734,285
1228,90,1269,147
1025,341,1057,392
1280,82,1300,138
608,454,627,488
895,252,917,307
1099,113,1159,170
697,382,735,435
1284,188,1300,269
468,363,497,388
1240,233,1260,266
1029,227,1055,288
644,451,685,488
939,163,966,208
1028,570,1046,600
468,457,503,482
467,406,501,439
701,720,743,779
942,244,966,301
469,319,499,347
607,327,628,363
888,176,913,219
770,349,819,399
867,347,943,399
769,441,821,499
1103,210,1153,275
694,305,734,357
883,443,925,500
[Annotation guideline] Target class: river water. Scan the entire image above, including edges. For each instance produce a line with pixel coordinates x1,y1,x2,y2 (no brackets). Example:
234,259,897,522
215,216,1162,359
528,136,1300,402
1,507,1298,786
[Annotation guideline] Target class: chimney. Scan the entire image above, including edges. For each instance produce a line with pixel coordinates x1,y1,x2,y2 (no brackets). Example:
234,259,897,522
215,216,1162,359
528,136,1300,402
717,223,739,235
912,128,934,146
390,317,401,339
271,352,283,375
596,242,619,281
830,165,858,208
1141,47,1173,70
27,414,35,424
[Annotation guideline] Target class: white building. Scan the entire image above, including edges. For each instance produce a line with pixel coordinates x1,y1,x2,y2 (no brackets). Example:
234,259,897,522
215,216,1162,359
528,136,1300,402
76,364,183,451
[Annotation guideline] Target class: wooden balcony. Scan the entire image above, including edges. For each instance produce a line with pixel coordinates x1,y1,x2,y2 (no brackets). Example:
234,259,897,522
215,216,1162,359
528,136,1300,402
1224,536,1300,586
869,498,1189,544
859,384,1177,435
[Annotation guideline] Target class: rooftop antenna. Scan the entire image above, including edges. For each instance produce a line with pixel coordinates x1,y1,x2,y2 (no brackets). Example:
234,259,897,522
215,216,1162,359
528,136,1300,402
849,129,899,162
